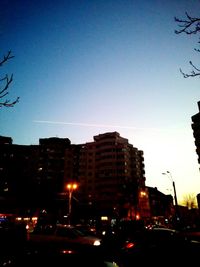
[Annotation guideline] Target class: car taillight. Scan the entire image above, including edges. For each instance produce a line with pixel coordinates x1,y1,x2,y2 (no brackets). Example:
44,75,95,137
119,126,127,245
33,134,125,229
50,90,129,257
125,242,135,249
61,249,76,254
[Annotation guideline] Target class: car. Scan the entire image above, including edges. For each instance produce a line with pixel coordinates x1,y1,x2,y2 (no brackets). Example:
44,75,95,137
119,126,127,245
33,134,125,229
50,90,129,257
120,227,200,266
29,223,101,246
8,223,120,267
100,224,200,266
0,214,27,267
27,224,104,261
74,223,99,237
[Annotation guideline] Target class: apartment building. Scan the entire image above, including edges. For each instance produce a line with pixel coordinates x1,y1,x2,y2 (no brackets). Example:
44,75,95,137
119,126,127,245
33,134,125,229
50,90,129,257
37,137,71,211
191,101,200,164
0,136,39,214
77,132,146,220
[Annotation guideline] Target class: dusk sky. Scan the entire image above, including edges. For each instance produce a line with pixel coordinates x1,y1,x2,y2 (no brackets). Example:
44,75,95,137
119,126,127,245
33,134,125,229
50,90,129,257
1,0,200,203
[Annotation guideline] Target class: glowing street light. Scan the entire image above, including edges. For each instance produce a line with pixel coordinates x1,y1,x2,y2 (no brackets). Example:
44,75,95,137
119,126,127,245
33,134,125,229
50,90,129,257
66,182,78,225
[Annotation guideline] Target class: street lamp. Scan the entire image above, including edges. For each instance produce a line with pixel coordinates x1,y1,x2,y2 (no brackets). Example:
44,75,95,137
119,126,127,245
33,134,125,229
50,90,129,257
162,171,178,207
66,182,78,225
162,171,179,222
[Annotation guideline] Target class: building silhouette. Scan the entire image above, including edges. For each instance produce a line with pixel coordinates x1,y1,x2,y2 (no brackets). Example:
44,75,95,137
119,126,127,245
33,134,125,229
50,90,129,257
191,100,200,164
77,132,146,220
0,136,39,214
37,137,71,206
0,133,173,224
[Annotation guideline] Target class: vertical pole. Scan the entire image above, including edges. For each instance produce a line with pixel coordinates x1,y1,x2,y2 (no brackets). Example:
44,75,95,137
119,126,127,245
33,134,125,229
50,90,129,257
172,181,178,207
172,180,179,222
66,183,77,225
162,171,179,224
68,189,72,225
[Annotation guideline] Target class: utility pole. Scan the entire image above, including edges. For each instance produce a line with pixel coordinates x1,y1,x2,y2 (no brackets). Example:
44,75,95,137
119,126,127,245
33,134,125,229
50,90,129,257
66,183,78,225
162,171,179,225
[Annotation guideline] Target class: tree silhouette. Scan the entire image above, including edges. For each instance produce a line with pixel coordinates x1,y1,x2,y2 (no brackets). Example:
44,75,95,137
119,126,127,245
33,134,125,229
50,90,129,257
0,51,19,107
182,193,198,209
175,12,200,78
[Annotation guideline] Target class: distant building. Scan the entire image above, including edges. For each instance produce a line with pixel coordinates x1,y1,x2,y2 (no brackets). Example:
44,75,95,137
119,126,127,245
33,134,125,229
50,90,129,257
197,193,200,210
37,137,71,212
38,137,71,192
0,136,12,145
147,186,173,225
0,136,39,214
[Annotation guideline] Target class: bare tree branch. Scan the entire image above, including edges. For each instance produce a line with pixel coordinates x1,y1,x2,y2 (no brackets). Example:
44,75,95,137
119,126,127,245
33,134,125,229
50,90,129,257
0,51,19,108
0,74,13,96
175,12,200,78
0,50,14,66
175,12,200,35
180,61,200,78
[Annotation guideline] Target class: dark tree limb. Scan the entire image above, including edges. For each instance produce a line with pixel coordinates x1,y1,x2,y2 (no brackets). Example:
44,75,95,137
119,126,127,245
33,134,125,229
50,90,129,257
0,51,19,108
175,12,200,78
175,12,200,35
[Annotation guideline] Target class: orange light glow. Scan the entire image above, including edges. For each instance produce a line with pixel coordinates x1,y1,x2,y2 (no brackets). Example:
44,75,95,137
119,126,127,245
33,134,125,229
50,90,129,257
67,183,78,190
136,214,140,220
140,191,146,197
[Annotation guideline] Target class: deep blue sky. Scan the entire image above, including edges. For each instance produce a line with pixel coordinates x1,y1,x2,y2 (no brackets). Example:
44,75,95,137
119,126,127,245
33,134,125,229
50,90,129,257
1,0,200,203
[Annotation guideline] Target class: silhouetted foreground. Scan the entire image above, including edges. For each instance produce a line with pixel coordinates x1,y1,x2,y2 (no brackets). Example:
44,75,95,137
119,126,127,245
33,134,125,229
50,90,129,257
101,224,200,266
1,219,200,267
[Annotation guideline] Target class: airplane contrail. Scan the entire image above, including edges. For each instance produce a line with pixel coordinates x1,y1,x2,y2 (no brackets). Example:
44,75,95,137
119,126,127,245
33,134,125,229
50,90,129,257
33,120,140,129
33,120,169,132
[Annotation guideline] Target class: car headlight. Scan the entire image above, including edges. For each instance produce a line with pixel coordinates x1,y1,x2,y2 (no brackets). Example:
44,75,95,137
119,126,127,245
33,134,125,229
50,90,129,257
104,261,119,267
93,240,101,246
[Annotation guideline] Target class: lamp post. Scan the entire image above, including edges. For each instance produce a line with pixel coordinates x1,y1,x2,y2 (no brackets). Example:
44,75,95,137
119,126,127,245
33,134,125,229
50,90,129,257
162,171,179,220
66,183,78,225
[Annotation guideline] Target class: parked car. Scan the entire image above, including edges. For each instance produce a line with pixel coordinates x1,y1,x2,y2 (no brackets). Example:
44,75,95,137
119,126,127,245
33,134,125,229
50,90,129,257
18,223,119,267
74,223,99,237
4,245,119,267
115,227,200,267
101,224,200,266
27,223,102,251
0,214,27,267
